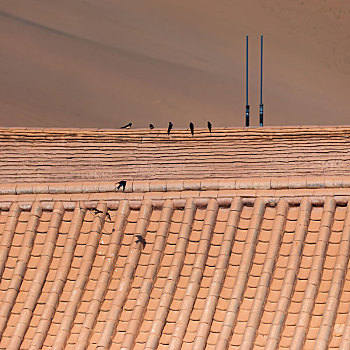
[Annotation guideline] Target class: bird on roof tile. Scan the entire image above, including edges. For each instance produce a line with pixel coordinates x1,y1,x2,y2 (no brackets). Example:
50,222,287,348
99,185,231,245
91,208,103,215
117,180,127,191
121,122,132,129
167,122,173,135
190,122,194,136
149,123,154,130
208,121,212,133
135,234,146,249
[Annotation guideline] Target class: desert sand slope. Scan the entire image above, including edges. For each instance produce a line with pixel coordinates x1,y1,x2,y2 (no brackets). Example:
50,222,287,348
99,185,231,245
0,0,349,128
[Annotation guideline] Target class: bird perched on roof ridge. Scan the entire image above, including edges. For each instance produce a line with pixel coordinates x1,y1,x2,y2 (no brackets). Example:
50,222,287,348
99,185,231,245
117,180,127,191
149,123,154,130
121,122,132,129
167,122,173,135
189,122,194,136
207,121,212,133
135,234,146,249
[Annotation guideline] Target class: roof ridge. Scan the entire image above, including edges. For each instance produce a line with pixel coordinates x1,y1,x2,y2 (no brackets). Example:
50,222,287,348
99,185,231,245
2,125,350,133
3,176,350,196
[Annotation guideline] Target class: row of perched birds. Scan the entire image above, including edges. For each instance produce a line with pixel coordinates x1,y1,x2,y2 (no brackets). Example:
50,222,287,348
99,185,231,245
121,121,212,135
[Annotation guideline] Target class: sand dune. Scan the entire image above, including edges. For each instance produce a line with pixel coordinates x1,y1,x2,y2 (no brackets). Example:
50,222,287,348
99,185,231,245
0,0,349,128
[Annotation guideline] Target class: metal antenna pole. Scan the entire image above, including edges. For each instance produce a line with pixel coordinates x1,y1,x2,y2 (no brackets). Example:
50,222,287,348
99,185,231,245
245,35,250,127
259,34,264,127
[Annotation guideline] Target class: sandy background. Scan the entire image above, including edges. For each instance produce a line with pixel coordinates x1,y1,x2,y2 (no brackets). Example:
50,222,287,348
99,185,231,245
0,1,349,128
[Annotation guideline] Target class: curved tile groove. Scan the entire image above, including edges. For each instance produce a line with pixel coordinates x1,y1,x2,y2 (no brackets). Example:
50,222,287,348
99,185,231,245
0,203,20,279
75,200,130,350
169,198,219,350
8,202,64,350
29,202,86,350
335,203,350,349
240,199,288,350
192,197,243,349
316,200,350,349
0,202,42,341
265,198,312,350
145,198,196,350
96,200,152,349
290,197,336,350
215,198,266,350
52,202,107,350
121,199,174,349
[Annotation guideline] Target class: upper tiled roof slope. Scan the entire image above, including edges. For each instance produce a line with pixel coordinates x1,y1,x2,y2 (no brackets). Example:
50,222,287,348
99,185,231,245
1,126,350,182
1,179,350,349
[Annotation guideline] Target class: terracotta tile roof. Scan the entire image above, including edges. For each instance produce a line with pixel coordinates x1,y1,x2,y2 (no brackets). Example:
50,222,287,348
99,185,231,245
1,179,350,348
1,126,350,182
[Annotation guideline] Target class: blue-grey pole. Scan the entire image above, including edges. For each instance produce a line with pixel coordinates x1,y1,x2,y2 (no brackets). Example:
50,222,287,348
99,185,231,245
246,35,250,127
259,34,264,127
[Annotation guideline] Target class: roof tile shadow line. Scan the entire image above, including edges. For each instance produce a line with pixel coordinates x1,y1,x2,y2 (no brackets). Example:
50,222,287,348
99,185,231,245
215,198,266,350
144,198,196,350
8,202,65,350
51,202,108,350
121,200,174,349
290,197,336,350
169,199,219,350
0,202,42,342
74,200,130,350
240,200,289,350
192,197,243,349
96,200,152,349
265,198,312,349
29,202,87,350
0,203,20,280
326,201,350,349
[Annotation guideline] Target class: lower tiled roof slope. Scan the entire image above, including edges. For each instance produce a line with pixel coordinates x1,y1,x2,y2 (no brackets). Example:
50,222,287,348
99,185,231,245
2,126,350,182
1,178,350,349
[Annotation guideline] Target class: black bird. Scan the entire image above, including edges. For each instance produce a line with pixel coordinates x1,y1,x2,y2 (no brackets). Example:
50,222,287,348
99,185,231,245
149,124,154,130
207,121,212,133
121,123,132,129
167,122,173,135
135,235,146,249
106,212,112,222
117,180,127,191
91,208,103,215
189,122,194,136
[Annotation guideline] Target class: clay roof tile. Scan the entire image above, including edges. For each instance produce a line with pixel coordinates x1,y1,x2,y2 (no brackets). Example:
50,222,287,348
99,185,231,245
1,131,350,349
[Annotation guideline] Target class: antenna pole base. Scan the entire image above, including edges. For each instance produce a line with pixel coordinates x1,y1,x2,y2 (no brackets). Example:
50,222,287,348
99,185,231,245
259,104,264,127
246,105,250,127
